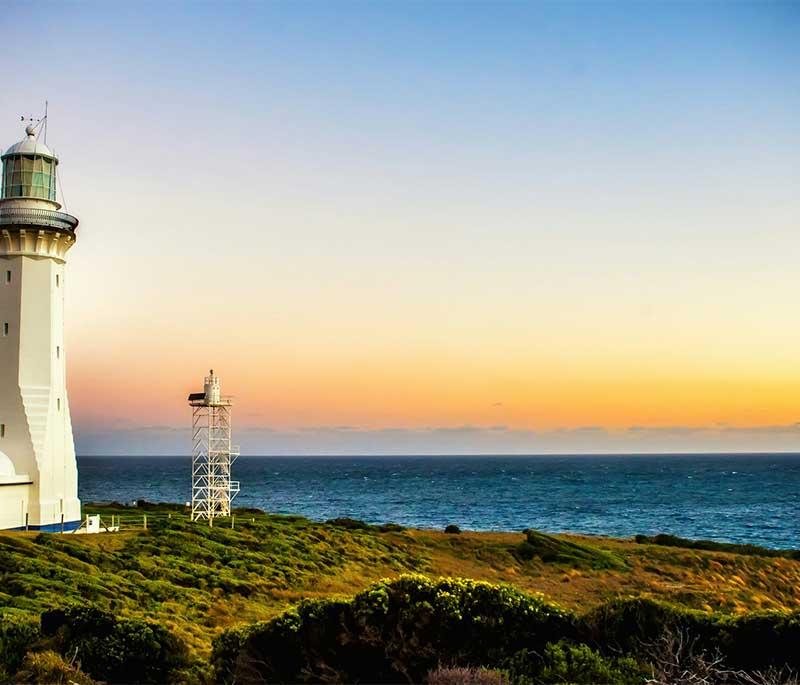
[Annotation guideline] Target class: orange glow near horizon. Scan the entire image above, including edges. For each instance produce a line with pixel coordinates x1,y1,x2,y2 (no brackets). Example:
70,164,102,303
66,339,800,433
63,251,800,438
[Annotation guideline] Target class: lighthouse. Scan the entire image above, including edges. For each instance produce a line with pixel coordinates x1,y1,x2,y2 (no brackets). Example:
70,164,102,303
188,370,240,525
0,122,81,531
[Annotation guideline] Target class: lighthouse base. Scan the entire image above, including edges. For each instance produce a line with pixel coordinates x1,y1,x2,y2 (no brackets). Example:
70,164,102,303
5,519,81,532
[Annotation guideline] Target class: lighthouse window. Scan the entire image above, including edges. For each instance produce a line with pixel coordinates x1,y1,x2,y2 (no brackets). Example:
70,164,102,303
1,155,56,201
56,346,60,359
5,271,9,284
57,399,61,411
0,425,4,438
3,323,7,337
56,274,60,287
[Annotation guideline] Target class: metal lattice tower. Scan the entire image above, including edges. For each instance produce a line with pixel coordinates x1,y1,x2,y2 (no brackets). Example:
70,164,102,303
188,371,240,525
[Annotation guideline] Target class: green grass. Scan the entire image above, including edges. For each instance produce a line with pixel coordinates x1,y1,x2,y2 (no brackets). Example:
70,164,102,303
1,502,799,660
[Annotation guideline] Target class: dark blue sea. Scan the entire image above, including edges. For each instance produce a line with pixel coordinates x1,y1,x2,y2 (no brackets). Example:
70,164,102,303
78,454,800,549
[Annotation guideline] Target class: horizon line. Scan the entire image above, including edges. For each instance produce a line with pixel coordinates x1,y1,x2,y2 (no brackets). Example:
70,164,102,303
76,451,800,458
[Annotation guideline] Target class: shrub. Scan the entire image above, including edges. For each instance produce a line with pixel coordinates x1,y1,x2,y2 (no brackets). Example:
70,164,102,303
579,598,715,657
215,584,800,684
325,517,405,533
427,665,509,684
641,625,727,685
444,525,461,534
214,575,575,684
516,530,627,570
210,621,264,685
13,650,94,685
0,612,40,675
506,640,645,684
581,598,800,674
634,534,800,561
130,499,186,511
378,523,406,533
325,517,373,530
41,605,189,684
719,611,800,671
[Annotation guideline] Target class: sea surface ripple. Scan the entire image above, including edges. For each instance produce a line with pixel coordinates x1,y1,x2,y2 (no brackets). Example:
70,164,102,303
78,454,800,549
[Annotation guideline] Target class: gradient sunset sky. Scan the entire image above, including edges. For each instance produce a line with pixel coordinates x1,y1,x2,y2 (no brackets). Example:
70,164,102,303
2,1,799,455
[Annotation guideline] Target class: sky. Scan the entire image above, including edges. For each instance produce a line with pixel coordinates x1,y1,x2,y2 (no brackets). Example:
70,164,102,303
1,1,799,455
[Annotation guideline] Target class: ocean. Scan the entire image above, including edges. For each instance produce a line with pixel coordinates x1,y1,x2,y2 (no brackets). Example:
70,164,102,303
78,454,800,549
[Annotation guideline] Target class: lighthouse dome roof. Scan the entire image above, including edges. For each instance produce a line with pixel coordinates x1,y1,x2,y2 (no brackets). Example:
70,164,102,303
3,127,57,160
0,450,16,478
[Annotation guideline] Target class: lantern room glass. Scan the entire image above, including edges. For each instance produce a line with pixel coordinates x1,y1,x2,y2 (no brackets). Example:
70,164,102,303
1,154,57,201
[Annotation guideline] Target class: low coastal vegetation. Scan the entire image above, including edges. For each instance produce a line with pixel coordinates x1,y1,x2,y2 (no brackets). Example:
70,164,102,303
1,503,799,683
212,576,799,684
634,533,800,561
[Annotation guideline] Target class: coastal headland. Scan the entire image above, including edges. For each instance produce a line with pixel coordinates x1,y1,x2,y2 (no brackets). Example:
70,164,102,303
1,503,799,683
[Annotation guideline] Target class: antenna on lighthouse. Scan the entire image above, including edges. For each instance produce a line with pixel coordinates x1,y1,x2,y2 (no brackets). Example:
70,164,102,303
18,104,49,142
187,370,240,526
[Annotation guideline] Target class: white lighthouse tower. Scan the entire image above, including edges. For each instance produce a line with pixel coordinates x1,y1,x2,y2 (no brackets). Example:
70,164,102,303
0,121,81,531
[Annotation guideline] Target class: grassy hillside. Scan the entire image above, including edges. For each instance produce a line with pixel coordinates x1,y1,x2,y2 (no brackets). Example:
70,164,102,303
1,503,798,661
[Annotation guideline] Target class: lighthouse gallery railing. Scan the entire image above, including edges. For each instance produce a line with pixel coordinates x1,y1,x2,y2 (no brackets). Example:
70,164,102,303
0,206,79,233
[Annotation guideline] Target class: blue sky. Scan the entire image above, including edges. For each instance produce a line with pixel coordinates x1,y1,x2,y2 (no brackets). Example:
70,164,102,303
2,1,798,455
